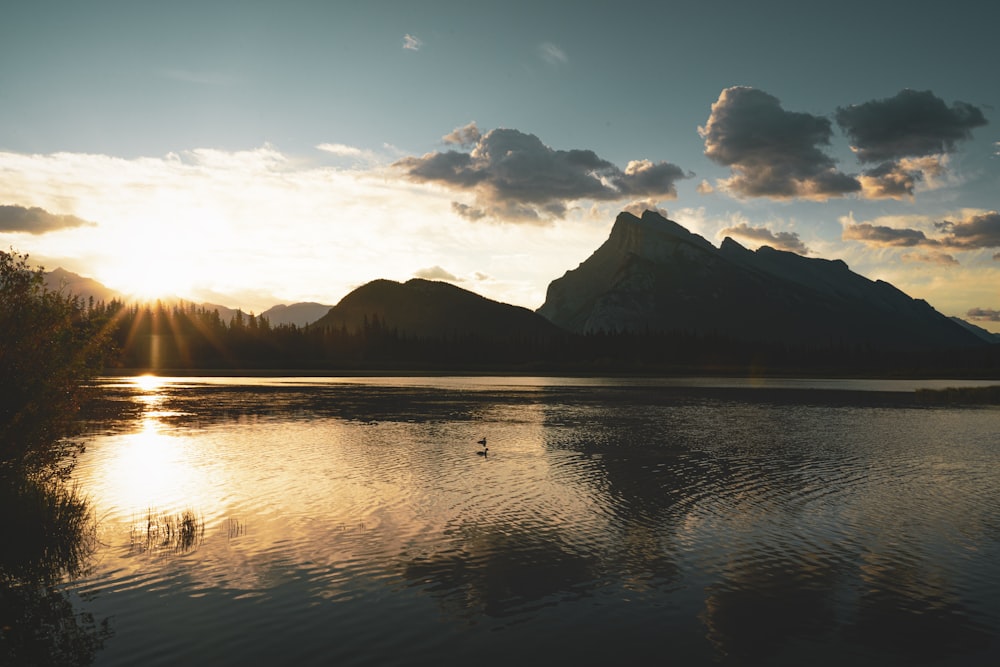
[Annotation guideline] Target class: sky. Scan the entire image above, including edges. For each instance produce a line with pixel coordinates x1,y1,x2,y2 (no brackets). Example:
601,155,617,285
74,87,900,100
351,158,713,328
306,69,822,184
2,0,999,331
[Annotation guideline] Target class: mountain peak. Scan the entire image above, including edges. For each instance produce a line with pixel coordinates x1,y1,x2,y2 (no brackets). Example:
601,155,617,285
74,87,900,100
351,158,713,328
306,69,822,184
538,209,981,348
611,209,715,252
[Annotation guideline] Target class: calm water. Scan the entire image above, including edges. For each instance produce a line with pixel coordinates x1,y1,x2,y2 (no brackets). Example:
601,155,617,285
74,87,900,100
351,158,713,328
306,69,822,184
61,376,999,665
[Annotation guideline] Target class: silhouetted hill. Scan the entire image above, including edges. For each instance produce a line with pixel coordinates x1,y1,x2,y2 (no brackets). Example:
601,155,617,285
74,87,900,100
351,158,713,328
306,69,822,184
43,268,123,303
261,302,332,328
950,317,1000,344
538,210,982,349
313,278,565,340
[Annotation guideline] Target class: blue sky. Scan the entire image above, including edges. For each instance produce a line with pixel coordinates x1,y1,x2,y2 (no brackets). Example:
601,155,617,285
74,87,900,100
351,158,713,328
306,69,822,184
2,1,998,330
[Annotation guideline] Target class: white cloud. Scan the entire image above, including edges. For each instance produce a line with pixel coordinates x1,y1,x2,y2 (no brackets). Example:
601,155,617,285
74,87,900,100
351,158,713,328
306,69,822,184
403,34,423,51
316,142,382,165
539,42,568,65
317,143,363,157
414,265,461,282
0,145,608,312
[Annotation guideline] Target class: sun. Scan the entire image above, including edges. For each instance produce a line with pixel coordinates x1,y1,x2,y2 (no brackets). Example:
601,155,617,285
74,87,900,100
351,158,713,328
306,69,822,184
100,250,197,302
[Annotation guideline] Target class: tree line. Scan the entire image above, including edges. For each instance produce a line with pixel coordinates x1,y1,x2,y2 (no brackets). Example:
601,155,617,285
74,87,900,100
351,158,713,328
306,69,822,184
81,298,1000,376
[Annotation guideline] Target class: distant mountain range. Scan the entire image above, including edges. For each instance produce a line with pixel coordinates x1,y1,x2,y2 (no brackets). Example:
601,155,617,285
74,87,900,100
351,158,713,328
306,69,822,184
43,211,997,349
42,269,334,328
538,210,983,349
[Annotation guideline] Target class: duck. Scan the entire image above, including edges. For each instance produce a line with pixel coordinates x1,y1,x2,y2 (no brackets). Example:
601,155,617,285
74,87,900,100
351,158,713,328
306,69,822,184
476,446,489,456
477,437,487,446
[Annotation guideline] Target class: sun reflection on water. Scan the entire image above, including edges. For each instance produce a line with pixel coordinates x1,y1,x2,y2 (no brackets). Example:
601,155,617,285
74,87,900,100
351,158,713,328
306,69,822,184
133,374,166,392
92,417,211,516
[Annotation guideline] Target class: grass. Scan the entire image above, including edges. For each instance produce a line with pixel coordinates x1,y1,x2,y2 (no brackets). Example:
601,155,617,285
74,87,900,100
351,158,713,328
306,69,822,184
0,477,96,584
129,508,205,555
914,385,1000,405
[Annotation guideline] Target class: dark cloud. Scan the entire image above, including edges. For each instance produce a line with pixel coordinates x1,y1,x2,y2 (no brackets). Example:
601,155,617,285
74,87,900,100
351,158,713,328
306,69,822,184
414,265,460,281
442,122,481,146
0,205,95,234
901,252,959,265
835,90,988,163
699,87,860,200
842,222,934,247
967,308,1000,322
837,90,987,199
843,211,1000,251
857,160,924,199
719,222,809,255
396,128,690,223
935,211,1000,249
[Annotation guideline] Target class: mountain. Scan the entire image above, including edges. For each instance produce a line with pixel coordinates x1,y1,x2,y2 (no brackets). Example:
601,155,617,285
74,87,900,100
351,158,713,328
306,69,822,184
261,302,332,328
950,317,1000,344
538,210,982,349
313,278,565,340
43,268,123,303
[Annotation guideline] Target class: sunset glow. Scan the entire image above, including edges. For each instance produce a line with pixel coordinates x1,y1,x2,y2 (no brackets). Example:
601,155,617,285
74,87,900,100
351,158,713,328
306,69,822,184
1,2,997,330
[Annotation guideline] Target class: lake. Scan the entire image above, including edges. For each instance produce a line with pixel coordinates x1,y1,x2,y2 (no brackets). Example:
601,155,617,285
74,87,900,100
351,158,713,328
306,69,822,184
60,376,1000,665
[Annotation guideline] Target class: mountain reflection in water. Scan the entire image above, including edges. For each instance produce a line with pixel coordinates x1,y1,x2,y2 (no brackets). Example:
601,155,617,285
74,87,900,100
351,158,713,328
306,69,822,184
65,376,1000,666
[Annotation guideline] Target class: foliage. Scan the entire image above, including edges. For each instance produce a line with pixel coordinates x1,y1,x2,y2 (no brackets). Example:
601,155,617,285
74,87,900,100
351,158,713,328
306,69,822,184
0,477,109,665
91,297,1000,377
0,250,112,481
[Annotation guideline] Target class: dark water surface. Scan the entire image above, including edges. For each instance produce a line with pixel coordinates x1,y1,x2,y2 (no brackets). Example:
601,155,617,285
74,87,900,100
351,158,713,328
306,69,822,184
64,376,1000,665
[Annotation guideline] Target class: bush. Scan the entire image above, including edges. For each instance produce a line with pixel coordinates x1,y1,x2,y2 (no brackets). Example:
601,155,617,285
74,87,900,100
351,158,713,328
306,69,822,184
0,250,111,481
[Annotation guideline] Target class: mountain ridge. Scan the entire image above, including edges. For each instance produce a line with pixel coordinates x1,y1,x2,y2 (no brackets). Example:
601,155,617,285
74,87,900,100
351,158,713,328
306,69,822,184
538,210,983,348
42,268,333,328
312,278,563,340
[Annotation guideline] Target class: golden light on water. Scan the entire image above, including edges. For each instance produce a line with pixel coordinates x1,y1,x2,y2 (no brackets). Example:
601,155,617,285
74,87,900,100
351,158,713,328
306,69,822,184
95,417,207,514
134,374,165,392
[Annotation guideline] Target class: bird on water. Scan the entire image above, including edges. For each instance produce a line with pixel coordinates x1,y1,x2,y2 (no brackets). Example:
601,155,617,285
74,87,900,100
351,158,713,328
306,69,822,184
477,437,488,456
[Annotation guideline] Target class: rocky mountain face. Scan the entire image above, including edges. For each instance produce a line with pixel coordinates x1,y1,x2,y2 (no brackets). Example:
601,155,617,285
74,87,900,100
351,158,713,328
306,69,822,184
538,210,982,349
313,278,565,340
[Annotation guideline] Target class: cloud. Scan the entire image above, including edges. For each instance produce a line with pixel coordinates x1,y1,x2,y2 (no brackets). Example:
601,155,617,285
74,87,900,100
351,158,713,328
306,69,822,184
836,89,987,163
414,265,461,281
901,252,959,265
836,90,987,199
718,222,809,254
315,142,386,167
842,210,1000,251
0,204,95,234
395,127,690,223
966,307,1000,322
622,201,669,219
0,145,613,314
317,143,364,157
696,179,714,195
994,252,1000,261
699,86,860,200
934,211,1000,249
539,42,568,65
442,122,481,146
842,222,934,247
403,34,422,51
